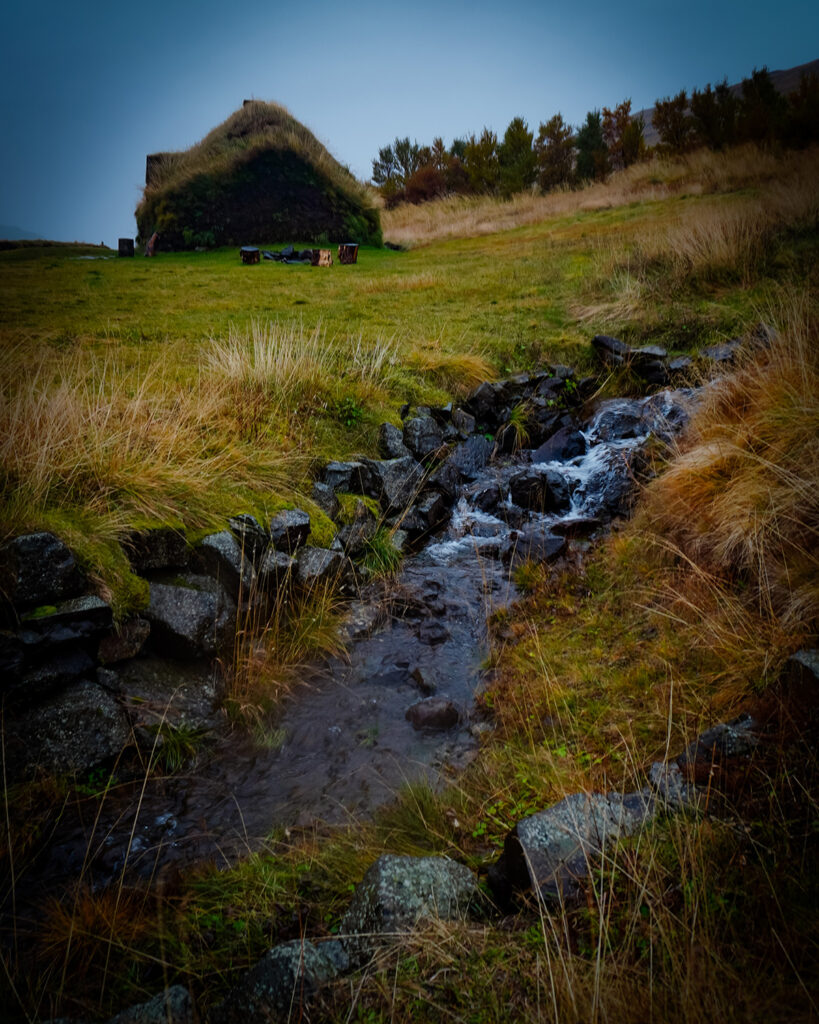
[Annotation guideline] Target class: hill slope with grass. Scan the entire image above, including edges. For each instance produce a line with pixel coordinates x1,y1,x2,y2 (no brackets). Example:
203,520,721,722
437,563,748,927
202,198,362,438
135,101,382,250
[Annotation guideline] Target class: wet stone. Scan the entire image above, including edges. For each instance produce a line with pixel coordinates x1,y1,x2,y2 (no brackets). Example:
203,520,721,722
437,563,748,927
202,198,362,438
98,617,151,665
228,514,269,564
321,460,364,494
508,469,571,513
269,508,311,552
15,647,96,701
531,426,586,464
448,435,493,481
378,421,410,459
360,456,425,513
336,500,377,557
123,526,189,574
311,480,340,521
406,697,460,731
403,414,443,461
7,679,132,778
676,713,758,775
591,334,630,365
195,531,256,598
295,546,344,587
19,596,113,652
257,549,293,592
0,532,84,610
416,620,450,645
451,407,476,436
146,574,236,660
508,527,566,566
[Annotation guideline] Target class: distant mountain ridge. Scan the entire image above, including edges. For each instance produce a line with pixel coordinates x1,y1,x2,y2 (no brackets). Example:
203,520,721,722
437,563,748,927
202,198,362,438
634,57,819,146
0,224,43,241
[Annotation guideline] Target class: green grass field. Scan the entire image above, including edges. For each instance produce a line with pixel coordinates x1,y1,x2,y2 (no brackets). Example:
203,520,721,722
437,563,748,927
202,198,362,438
1,145,818,1022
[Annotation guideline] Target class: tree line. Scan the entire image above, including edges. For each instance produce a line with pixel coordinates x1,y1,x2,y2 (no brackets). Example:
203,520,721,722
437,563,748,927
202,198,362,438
371,67,819,207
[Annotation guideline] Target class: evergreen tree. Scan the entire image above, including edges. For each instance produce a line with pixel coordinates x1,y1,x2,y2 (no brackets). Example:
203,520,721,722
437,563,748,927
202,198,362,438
738,67,786,144
784,71,819,148
602,99,642,168
575,110,608,181
464,128,500,193
498,116,537,197
690,82,738,149
534,113,575,190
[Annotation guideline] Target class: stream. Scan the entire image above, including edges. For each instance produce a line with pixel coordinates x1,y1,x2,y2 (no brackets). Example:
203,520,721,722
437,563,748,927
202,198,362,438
18,391,692,895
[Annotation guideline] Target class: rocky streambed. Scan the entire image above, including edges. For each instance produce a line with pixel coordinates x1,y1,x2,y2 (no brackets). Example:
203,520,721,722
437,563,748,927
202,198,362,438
1,371,696,909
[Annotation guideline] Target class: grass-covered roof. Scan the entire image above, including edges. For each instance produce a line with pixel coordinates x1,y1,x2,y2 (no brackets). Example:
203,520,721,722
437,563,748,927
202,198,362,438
135,101,381,249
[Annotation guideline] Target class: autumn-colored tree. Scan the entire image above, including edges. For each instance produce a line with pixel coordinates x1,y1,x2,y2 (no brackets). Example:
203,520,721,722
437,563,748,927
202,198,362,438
652,91,695,153
575,110,608,181
534,113,575,190
602,99,642,168
498,116,537,197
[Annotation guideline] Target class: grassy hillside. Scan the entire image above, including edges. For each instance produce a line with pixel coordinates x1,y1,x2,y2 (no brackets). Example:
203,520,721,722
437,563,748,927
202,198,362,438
1,143,817,1021
135,101,381,249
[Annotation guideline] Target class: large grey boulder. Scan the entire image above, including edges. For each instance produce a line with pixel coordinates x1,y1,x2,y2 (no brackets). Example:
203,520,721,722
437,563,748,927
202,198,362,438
487,791,655,906
508,527,566,566
9,679,132,777
146,574,236,659
212,939,346,1024
531,426,586,464
228,514,270,564
0,532,84,610
320,461,364,493
448,436,493,481
295,547,345,588
107,986,195,1024
341,854,478,963
311,481,340,522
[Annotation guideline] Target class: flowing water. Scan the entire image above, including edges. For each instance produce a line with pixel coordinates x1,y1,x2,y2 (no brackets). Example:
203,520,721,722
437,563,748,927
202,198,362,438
20,391,691,894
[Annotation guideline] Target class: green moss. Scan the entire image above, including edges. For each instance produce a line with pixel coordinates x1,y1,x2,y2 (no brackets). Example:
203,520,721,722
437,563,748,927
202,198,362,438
336,492,382,524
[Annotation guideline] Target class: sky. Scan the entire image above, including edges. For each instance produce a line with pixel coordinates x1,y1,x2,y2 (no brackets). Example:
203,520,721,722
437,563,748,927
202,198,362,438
1,0,817,245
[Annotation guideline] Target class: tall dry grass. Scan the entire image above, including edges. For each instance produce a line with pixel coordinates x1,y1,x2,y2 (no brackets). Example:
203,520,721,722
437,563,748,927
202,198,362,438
636,294,819,679
382,144,819,247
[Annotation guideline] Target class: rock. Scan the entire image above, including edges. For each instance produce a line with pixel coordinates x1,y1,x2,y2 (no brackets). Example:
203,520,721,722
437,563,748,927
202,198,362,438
464,381,513,428
509,528,567,566
295,546,345,588
412,491,449,533
572,447,641,518
123,527,189,573
107,986,195,1024
403,415,443,461
416,620,449,645
550,517,601,538
531,427,586,464
410,667,436,695
146,575,236,659
630,345,670,385
592,401,645,441
467,481,505,514
508,469,571,513
8,647,95,701
100,656,225,735
639,389,693,443
701,339,741,364
269,509,311,552
311,481,340,522
359,456,425,513
321,460,364,493
341,855,478,963
196,531,256,598
336,501,377,557
211,940,344,1023
448,436,493,481
487,790,655,906
676,713,758,777
0,630,24,685
591,334,630,365
649,761,699,810
228,514,269,563
8,679,132,777
378,422,410,459
668,355,693,374
98,617,151,665
451,407,476,436
0,532,84,610
405,697,460,731
257,549,294,592
339,598,388,642
19,596,113,652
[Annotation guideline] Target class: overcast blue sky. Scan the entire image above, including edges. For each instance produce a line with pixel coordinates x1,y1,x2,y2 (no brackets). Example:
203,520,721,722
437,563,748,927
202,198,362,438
1,0,816,245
